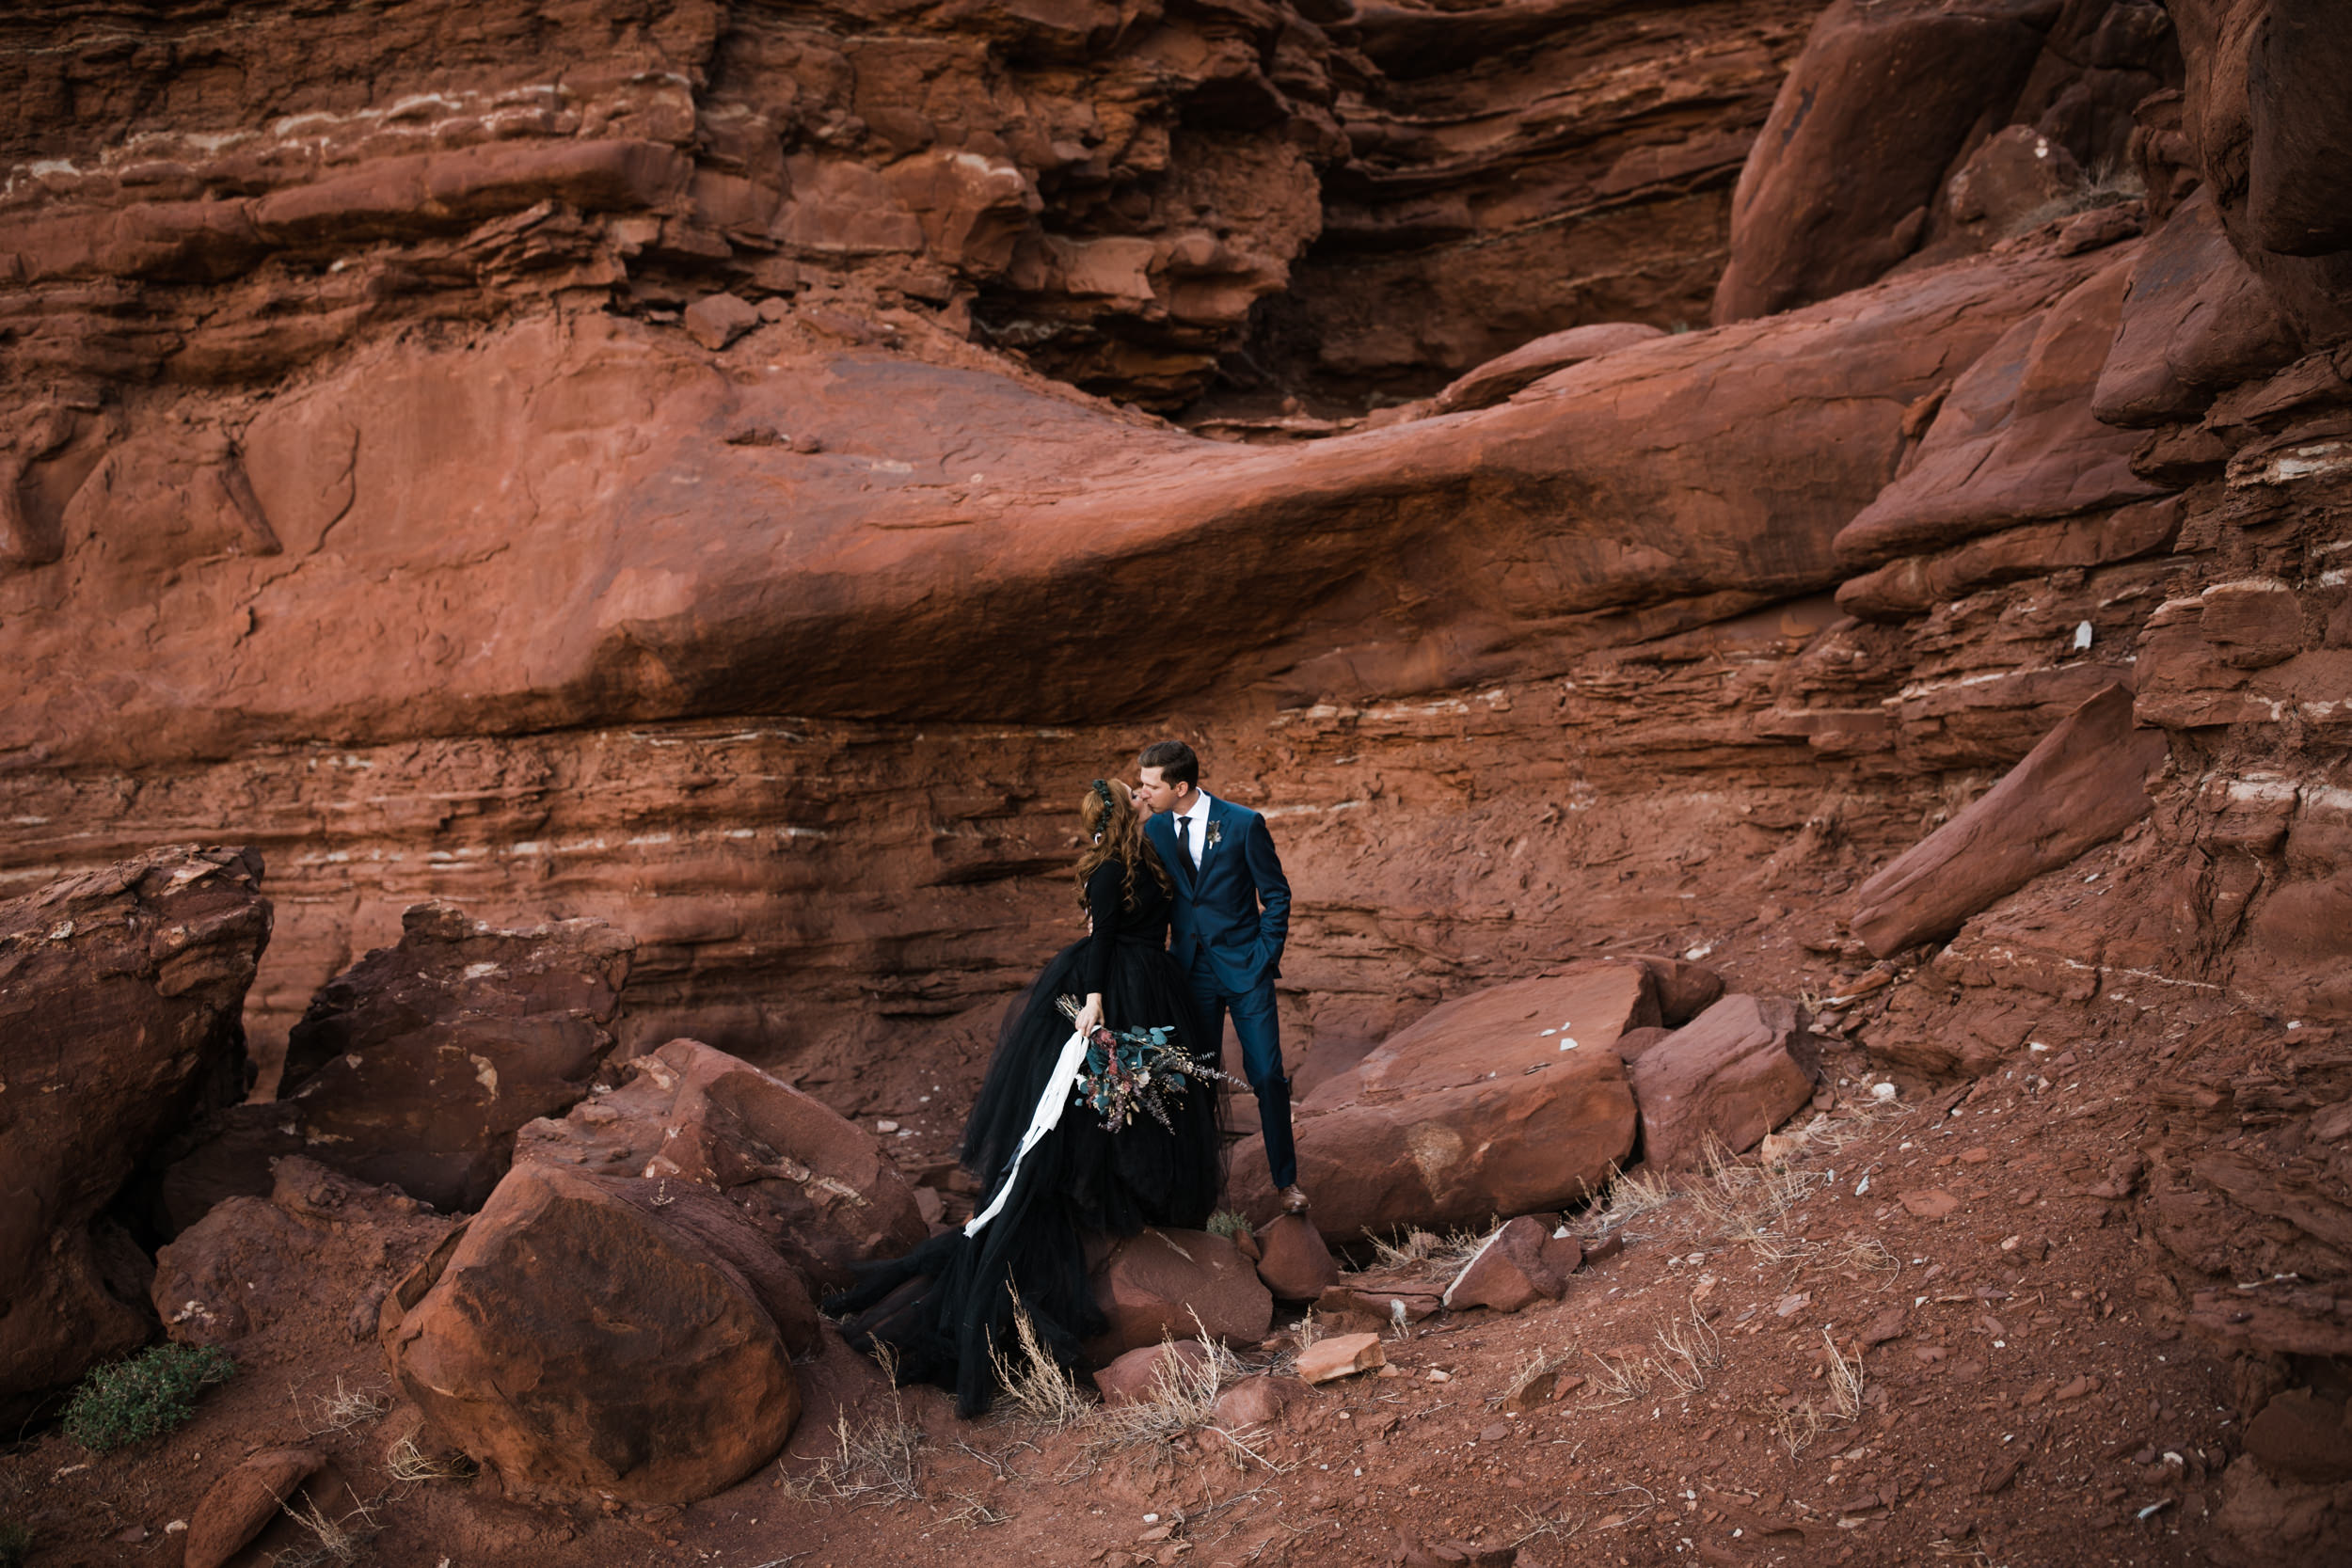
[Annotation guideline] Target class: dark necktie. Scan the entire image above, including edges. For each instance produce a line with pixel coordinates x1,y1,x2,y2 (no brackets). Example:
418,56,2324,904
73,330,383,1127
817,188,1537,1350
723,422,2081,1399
1175,814,1198,876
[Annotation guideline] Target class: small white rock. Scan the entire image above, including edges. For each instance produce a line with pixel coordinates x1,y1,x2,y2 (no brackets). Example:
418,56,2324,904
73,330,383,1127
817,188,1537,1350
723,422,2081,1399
1871,1082,1899,1101
875,1119,900,1132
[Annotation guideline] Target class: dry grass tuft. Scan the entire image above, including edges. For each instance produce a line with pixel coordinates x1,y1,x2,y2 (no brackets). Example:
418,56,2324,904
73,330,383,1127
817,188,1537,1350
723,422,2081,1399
1822,1326,1867,1422
1290,1307,1324,1355
784,1349,929,1507
384,1437,476,1485
986,1293,1091,1432
1086,1321,1242,1449
302,1380,389,1437
1653,1305,1722,1397
273,1496,378,1568
1361,1222,1492,1272
1588,1164,1678,1233
1679,1135,1826,1260
1804,1096,1916,1157
1581,1347,1654,1408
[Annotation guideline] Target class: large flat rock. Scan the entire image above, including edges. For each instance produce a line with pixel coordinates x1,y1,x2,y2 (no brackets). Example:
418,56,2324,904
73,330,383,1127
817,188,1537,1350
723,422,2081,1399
1230,962,1651,1235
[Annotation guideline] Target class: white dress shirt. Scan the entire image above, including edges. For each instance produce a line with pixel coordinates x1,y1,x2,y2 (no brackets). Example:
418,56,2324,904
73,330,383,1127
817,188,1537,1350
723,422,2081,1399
1169,791,1214,865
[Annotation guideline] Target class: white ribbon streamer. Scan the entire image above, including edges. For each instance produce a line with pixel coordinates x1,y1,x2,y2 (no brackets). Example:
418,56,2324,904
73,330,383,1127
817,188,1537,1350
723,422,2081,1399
962,1028,1091,1237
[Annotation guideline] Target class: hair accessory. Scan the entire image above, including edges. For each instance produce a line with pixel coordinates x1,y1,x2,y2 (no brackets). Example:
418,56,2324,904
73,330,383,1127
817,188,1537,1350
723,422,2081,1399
1091,778,1117,814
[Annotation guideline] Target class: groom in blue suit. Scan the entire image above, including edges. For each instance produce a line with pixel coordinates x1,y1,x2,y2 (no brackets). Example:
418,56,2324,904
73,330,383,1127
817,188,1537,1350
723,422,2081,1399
1136,740,1308,1213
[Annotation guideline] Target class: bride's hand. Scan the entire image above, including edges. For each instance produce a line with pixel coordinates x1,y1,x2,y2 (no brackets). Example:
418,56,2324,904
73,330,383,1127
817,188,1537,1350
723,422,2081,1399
1074,994,1105,1037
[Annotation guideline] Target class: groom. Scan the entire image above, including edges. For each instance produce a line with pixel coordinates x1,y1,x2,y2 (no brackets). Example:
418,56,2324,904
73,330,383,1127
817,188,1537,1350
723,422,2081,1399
1136,740,1308,1214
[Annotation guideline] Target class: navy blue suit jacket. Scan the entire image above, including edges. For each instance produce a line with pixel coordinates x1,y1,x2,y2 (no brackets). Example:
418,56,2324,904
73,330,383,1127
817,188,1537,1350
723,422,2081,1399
1146,796,1291,996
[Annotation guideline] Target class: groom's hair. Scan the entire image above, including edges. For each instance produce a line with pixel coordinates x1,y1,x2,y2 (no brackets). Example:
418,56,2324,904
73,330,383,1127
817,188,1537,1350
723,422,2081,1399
1138,739,1199,787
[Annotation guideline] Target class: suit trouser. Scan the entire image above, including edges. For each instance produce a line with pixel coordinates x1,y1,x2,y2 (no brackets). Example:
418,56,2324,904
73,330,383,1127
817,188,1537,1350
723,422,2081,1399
1190,956,1298,1191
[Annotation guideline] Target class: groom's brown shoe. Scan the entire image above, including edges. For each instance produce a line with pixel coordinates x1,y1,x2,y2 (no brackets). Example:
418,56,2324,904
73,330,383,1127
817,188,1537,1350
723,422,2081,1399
1279,1184,1311,1214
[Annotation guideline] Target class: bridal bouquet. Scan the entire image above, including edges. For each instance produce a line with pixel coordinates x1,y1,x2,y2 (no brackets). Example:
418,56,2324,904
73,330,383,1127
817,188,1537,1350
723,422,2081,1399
1056,995,1247,1132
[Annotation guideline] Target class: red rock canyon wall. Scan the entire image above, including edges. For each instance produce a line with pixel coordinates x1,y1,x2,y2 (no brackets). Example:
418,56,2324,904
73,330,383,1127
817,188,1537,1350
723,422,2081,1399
5,9,2352,1531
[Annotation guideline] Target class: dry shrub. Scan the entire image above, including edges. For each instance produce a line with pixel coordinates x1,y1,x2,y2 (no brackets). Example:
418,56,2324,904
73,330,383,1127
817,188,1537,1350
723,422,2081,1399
787,1407,928,1507
986,1292,1091,1432
1833,1234,1903,1289
1502,1346,1567,1409
935,1488,1009,1528
1086,1330,1242,1449
1508,1502,1588,1548
784,1346,929,1507
1773,1399,1822,1459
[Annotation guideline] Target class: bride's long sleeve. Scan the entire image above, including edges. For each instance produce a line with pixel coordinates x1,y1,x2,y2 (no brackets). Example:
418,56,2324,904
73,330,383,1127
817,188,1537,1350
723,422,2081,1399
1079,861,1123,1006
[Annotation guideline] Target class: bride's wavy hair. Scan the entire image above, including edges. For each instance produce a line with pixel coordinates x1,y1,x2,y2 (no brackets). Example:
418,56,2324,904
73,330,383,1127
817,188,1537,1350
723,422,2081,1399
1076,778,1172,912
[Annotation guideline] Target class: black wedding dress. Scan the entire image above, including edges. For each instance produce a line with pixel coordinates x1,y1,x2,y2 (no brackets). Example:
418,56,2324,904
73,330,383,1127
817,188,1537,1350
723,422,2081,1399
826,856,1222,1416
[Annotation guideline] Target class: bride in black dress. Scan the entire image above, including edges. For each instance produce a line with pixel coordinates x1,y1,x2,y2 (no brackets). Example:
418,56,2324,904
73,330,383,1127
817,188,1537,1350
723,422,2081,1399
828,778,1223,1416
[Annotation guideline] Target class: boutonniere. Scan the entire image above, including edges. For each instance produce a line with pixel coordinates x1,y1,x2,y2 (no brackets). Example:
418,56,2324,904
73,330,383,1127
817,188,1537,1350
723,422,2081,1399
1204,820,1224,851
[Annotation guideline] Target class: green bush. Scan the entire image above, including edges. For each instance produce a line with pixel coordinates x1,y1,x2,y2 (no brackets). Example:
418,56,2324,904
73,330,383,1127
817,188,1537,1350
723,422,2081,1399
60,1343,237,1452
0,1520,32,1568
1204,1209,1254,1242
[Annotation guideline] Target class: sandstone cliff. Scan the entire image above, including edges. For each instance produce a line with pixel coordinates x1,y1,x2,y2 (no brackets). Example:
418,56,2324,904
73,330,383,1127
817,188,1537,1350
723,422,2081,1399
3,2,2350,1548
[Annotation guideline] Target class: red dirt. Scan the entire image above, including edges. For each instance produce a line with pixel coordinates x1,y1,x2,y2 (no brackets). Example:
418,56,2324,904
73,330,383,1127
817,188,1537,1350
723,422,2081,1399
7,1016,2237,1568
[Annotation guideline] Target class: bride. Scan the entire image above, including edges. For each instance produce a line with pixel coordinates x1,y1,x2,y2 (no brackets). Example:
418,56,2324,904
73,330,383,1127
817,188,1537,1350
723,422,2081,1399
828,779,1223,1416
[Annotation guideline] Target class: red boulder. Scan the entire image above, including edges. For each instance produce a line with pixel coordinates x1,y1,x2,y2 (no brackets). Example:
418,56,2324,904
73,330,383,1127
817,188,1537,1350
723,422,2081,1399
1089,1228,1272,1357
1230,962,1646,1235
1442,1216,1570,1314
1252,1214,1341,1303
167,901,634,1219
1850,683,2169,957
1627,995,1820,1170
516,1037,928,1291
381,1163,811,1506
1094,1339,1211,1406
183,1448,324,1568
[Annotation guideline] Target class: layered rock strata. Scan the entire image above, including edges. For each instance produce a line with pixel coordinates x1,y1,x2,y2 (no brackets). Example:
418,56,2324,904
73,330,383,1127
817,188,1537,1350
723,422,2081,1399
0,845,269,1418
